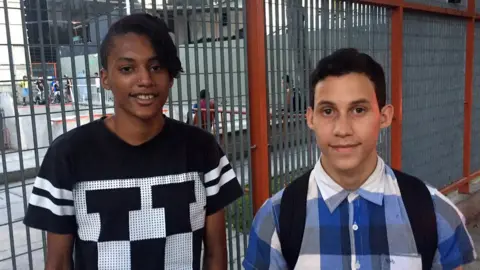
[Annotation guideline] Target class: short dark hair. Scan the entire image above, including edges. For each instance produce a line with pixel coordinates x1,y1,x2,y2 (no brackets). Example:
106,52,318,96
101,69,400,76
99,13,183,78
309,48,386,109
199,89,207,99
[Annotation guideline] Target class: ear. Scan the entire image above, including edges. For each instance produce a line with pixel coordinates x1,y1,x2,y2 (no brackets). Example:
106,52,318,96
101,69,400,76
100,68,110,90
306,106,315,130
169,77,174,89
379,104,394,129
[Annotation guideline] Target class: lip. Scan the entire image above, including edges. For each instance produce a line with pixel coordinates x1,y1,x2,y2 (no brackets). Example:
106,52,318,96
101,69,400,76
129,94,158,106
330,144,360,153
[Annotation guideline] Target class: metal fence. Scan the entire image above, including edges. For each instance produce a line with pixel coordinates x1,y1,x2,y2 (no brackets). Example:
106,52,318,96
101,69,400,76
0,0,479,269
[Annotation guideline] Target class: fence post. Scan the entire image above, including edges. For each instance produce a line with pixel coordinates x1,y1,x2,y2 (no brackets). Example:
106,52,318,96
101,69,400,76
460,0,476,194
246,0,270,213
391,3,404,170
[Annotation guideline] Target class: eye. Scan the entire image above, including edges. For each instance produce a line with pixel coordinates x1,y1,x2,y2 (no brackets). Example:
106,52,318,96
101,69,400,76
353,107,366,114
119,66,133,73
151,65,162,71
322,108,334,116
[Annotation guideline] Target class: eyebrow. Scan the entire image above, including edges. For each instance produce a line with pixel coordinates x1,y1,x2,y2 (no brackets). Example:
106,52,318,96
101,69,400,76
316,98,371,107
115,56,159,63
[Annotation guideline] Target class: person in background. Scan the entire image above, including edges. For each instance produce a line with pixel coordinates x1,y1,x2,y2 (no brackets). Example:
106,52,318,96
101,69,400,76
192,89,216,130
64,75,72,103
19,75,29,106
95,72,101,101
243,48,476,270
23,13,242,270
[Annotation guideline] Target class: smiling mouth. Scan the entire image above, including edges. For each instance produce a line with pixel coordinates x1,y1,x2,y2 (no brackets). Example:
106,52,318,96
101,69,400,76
129,94,158,100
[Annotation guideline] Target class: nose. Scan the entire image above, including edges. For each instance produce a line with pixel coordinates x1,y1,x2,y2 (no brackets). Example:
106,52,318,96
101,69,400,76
333,114,353,138
137,67,154,87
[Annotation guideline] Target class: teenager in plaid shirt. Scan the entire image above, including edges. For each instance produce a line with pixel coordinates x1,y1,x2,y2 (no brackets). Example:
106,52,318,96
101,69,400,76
243,48,476,270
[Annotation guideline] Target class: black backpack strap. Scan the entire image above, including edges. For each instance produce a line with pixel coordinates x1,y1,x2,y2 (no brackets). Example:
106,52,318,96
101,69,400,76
394,169,438,270
279,170,311,270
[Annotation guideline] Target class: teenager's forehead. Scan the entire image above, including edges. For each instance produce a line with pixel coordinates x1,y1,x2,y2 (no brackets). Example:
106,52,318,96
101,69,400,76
314,73,377,105
108,33,157,60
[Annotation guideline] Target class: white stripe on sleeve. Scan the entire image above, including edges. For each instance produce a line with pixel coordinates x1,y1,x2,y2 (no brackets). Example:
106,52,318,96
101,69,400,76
33,177,73,201
204,155,230,183
206,168,236,197
29,194,75,216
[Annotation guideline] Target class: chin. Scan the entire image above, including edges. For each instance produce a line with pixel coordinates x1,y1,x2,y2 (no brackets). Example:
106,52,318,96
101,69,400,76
131,110,163,120
323,154,362,172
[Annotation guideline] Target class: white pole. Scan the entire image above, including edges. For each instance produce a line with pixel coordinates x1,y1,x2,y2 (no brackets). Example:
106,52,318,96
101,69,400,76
126,0,131,15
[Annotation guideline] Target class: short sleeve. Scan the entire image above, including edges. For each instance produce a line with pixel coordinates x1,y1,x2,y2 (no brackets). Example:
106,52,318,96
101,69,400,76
23,139,76,234
202,135,243,216
243,197,287,270
430,188,477,269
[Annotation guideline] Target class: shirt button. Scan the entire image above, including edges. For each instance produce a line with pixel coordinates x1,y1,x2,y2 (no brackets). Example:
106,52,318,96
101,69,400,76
355,262,361,269
352,223,358,231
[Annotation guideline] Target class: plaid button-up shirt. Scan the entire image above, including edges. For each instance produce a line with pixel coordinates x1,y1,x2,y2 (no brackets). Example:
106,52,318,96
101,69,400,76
243,157,476,270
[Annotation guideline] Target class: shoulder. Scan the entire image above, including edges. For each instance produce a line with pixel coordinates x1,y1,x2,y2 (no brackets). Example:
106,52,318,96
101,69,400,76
47,119,104,157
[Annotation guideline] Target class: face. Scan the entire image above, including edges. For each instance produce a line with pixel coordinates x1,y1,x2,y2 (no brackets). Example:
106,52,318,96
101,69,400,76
101,33,173,121
306,73,393,174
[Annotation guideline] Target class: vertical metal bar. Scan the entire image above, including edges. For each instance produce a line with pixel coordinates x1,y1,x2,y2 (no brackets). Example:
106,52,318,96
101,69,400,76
280,0,288,186
322,0,328,57
161,0,174,119
173,0,184,122
152,0,157,13
234,0,249,254
241,0,255,254
294,0,303,176
67,0,82,128
81,3,94,122
199,0,211,131
93,0,106,116
207,0,219,140
119,0,125,16
20,0,40,170
191,0,202,129
34,0,53,256
106,0,112,26
246,0,270,213
35,0,54,144
182,0,193,126
391,5,403,170
141,0,146,11
275,0,284,191
269,0,278,194
232,0,245,265
19,1,40,266
460,0,476,193
216,3,234,269
50,0,67,134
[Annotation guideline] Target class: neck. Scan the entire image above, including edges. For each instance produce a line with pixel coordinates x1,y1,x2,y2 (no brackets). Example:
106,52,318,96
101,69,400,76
107,110,165,146
320,151,378,191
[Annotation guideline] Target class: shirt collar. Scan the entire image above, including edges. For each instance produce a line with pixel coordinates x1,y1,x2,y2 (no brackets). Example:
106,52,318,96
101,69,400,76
313,156,386,213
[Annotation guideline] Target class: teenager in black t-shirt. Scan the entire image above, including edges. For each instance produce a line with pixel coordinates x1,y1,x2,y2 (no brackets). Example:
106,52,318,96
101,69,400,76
24,13,243,270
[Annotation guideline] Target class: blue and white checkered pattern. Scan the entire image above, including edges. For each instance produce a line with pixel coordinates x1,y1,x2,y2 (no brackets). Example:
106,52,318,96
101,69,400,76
243,157,477,270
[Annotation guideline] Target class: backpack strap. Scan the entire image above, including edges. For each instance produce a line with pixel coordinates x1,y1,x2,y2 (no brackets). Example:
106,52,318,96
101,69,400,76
393,169,438,270
279,170,311,270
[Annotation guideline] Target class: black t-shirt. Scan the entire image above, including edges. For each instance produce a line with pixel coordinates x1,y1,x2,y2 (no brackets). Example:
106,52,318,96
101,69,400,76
23,116,243,270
